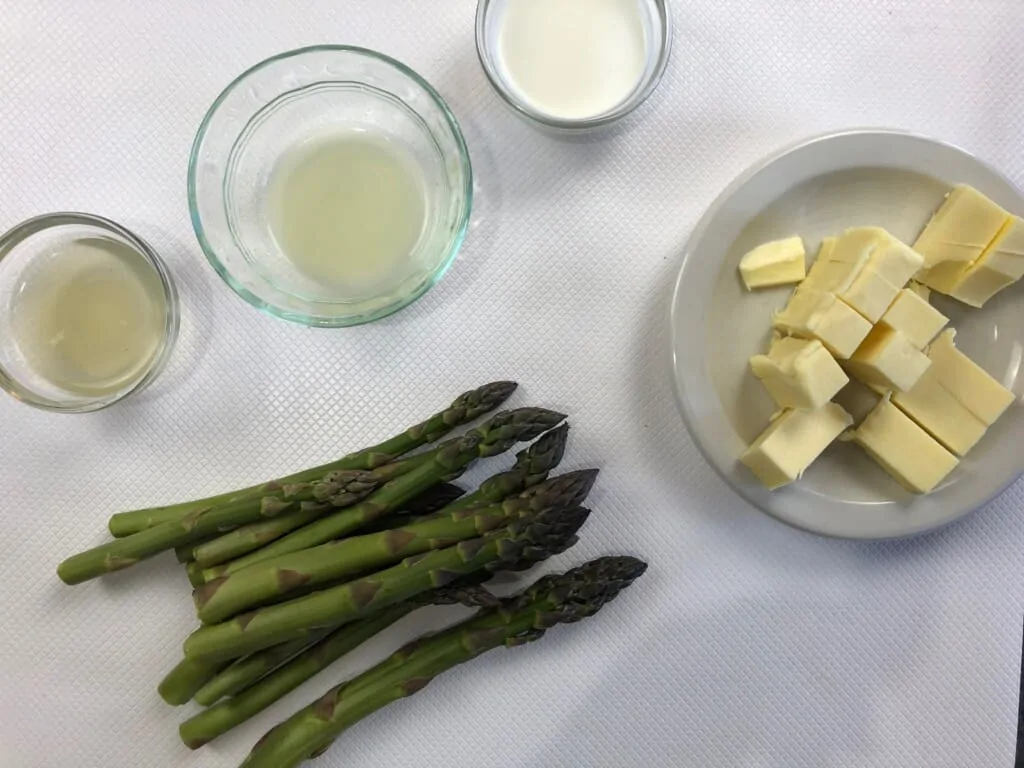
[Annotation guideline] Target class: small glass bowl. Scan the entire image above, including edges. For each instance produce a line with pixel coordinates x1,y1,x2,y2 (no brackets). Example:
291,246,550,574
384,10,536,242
475,0,672,132
188,46,474,327
0,213,179,413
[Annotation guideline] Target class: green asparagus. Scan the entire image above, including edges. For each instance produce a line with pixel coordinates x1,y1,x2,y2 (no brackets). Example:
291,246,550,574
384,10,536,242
192,631,333,707
57,466,404,586
183,504,589,664
236,556,647,768
107,381,517,537
442,422,569,514
184,586,497,744
158,657,228,706
192,408,567,582
356,482,466,535
193,470,597,624
193,481,466,570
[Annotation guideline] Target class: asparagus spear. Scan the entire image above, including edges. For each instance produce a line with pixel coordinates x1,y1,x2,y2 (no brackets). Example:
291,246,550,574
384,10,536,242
183,504,589,664
194,470,597,624
441,422,568,514
158,657,229,706
193,408,567,582
58,467,399,586
189,580,497,712
193,481,467,570
194,420,563,583
236,557,647,768
355,482,466,536
108,381,517,537
191,632,334,708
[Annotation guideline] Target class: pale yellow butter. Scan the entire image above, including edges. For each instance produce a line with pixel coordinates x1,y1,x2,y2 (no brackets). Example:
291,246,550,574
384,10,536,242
805,228,924,322
949,216,1024,307
907,281,931,301
853,397,959,494
834,229,924,322
914,186,1009,289
928,330,1016,425
750,337,849,410
740,404,853,490
879,288,948,349
845,325,931,392
773,287,872,360
738,237,807,290
892,366,987,456
803,232,873,294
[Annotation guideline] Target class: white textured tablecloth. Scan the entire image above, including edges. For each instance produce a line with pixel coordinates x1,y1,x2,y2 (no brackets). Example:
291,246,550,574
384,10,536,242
2,1,1023,766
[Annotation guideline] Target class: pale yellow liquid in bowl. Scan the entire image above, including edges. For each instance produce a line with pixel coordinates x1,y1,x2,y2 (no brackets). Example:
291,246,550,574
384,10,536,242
10,237,167,396
267,132,428,295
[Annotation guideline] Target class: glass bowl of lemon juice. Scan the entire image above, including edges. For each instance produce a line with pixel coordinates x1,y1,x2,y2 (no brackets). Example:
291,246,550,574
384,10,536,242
188,46,473,327
0,213,179,412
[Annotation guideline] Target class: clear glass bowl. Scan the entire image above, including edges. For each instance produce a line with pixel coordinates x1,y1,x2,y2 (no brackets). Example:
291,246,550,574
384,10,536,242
0,212,179,413
188,46,473,327
475,0,672,132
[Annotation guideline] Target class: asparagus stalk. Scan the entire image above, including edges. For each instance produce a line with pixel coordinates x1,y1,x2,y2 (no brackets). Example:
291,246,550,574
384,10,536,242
353,482,467,536
188,581,497,720
194,420,562,582
158,657,229,706
191,631,334,708
194,470,597,624
441,422,569,515
193,408,567,582
107,381,517,537
236,557,647,768
183,504,589,664
58,467,400,586
193,482,467,570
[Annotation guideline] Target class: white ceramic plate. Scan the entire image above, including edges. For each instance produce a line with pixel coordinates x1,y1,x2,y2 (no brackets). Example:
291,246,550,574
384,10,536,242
670,129,1024,539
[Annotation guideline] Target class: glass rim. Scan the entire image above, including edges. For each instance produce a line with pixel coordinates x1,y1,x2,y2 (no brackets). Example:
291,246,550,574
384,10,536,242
474,0,673,131
0,211,180,413
187,44,474,328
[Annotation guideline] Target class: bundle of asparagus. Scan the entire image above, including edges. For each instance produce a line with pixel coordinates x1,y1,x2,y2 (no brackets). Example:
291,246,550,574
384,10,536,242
56,382,646,767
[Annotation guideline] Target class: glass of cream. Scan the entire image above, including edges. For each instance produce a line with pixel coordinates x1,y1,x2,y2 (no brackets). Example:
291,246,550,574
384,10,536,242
0,213,179,412
476,0,672,131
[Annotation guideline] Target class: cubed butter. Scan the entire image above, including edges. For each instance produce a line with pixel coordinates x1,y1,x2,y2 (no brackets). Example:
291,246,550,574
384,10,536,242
928,330,1016,425
879,288,948,349
803,232,873,294
738,237,806,289
773,287,872,360
852,397,959,494
914,185,1009,268
845,325,931,392
750,337,849,410
892,366,988,456
949,215,1024,307
833,228,924,322
740,404,853,490
907,281,931,301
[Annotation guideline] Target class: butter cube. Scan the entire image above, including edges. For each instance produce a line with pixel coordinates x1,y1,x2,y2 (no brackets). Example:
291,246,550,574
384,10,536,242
774,287,872,360
949,216,1024,307
853,398,959,494
803,232,872,294
879,289,948,349
738,237,806,289
914,186,1010,292
892,367,988,456
741,404,853,490
928,330,1016,425
834,228,924,322
907,281,931,301
845,325,931,392
750,337,849,410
